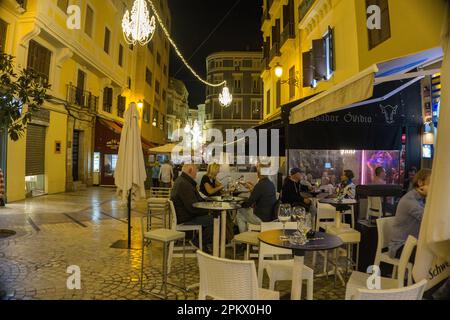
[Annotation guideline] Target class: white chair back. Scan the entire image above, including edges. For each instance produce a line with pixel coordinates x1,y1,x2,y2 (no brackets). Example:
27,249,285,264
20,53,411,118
397,236,417,287
197,250,259,300
168,199,177,230
374,216,396,266
367,196,383,219
315,203,336,231
353,279,427,300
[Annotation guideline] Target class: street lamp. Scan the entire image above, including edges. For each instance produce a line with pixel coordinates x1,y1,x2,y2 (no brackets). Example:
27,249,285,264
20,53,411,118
274,63,300,88
137,100,144,109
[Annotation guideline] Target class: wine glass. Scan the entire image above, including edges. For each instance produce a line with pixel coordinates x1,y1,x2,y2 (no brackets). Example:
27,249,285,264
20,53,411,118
292,206,306,236
278,204,292,240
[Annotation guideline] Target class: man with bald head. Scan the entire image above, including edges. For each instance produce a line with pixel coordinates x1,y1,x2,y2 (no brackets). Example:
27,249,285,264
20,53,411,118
171,164,213,251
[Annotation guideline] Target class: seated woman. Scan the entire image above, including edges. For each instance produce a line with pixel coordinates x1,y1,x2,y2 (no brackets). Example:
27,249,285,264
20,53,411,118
336,170,356,199
199,163,224,197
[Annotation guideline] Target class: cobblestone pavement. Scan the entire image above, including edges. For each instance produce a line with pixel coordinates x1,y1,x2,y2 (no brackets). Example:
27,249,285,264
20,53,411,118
0,187,345,300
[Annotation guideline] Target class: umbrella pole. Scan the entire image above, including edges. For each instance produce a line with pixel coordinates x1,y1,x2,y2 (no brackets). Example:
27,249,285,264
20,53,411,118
127,189,132,249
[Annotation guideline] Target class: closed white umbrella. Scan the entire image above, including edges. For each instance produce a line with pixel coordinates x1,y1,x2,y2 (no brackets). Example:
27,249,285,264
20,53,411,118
413,8,450,290
113,102,147,249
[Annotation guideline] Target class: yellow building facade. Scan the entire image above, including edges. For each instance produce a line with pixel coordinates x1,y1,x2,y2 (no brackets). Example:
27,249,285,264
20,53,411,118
0,0,171,202
261,0,446,123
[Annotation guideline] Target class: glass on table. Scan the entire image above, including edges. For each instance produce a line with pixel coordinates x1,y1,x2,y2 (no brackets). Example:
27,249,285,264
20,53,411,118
292,206,306,236
278,204,292,240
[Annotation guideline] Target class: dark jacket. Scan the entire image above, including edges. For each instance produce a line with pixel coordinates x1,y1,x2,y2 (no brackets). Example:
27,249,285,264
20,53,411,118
171,172,206,224
242,177,277,222
281,178,310,209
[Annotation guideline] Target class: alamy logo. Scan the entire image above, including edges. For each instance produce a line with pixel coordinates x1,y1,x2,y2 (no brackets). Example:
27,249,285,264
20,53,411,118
366,265,381,290
380,104,398,124
66,5,81,30
367,5,381,30
66,265,81,290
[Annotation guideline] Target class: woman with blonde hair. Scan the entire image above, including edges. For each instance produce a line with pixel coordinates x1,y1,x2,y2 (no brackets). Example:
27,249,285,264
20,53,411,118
200,163,224,197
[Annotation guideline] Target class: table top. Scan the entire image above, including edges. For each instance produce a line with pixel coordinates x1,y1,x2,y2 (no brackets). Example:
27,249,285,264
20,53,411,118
193,202,241,211
319,198,358,205
258,230,343,253
207,196,246,203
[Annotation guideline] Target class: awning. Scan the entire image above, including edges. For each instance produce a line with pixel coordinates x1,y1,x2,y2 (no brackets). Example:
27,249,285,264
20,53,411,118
149,143,179,154
97,117,156,152
290,47,444,125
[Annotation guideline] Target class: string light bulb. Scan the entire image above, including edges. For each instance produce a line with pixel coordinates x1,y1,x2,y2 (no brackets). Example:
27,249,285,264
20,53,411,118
122,0,156,46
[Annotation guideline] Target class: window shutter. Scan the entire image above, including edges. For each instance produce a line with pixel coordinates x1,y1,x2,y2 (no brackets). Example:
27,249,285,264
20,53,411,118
313,39,326,81
302,51,313,88
26,124,46,176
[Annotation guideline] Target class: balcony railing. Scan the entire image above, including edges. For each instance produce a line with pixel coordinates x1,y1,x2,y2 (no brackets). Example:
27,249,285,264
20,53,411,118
261,8,271,25
280,23,295,48
298,0,316,24
67,84,98,113
269,42,281,63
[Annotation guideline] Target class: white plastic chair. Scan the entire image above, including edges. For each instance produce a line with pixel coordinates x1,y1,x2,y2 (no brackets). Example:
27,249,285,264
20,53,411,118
345,235,417,300
312,202,336,273
374,217,413,282
232,223,260,260
147,187,171,229
196,250,279,300
353,279,427,300
366,196,383,220
167,200,202,271
257,222,314,300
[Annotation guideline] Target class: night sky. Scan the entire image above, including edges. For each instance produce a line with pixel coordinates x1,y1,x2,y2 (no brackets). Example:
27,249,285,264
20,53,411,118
167,0,263,107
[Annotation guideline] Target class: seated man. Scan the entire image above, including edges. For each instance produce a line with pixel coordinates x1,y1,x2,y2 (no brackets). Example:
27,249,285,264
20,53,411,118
281,168,313,209
171,164,213,251
389,169,432,260
236,163,277,233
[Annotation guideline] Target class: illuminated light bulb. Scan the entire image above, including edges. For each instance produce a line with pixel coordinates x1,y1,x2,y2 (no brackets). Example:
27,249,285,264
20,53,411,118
219,85,233,107
275,64,283,78
122,0,156,46
137,100,144,109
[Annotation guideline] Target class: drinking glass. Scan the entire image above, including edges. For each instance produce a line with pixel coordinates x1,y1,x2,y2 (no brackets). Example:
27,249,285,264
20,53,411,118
278,204,292,240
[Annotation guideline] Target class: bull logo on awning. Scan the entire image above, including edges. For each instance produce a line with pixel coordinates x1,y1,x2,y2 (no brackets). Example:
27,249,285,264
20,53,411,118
380,104,398,124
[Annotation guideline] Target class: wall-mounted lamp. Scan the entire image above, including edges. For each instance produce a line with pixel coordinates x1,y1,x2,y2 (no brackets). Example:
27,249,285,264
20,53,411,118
137,100,144,109
274,63,300,88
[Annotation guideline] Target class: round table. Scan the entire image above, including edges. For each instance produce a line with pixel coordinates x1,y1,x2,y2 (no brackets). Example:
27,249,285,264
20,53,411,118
206,196,246,203
193,202,241,258
259,230,343,300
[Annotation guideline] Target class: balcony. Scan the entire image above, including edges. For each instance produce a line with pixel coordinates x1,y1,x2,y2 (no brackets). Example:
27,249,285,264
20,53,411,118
298,0,316,24
269,42,281,65
67,84,99,113
280,22,296,52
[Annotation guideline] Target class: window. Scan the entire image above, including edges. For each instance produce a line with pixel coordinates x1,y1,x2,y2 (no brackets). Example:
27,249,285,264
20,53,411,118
143,101,150,123
252,77,260,93
85,5,94,37
367,0,391,49
0,19,7,53
118,44,124,67
145,68,152,86
162,89,166,101
302,50,314,88
156,52,161,66
104,27,111,53
232,101,242,120
251,100,262,120
102,87,113,113
153,109,159,127
155,80,160,95
163,64,167,76
117,95,126,118
276,80,281,108
27,40,52,85
127,77,132,89
266,90,271,115
243,59,252,68
234,78,241,92
289,66,296,98
57,0,69,12
223,59,233,68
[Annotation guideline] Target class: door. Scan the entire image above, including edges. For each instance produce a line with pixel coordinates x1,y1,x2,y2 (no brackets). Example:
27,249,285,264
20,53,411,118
25,124,46,196
76,70,86,106
72,130,80,181
101,153,118,186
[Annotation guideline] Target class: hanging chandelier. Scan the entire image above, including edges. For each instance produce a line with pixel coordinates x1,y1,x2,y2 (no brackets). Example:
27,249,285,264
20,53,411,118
219,84,233,107
122,0,156,46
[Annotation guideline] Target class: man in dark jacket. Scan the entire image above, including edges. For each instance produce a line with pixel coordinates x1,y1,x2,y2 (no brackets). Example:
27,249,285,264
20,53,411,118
171,164,213,249
236,164,277,233
281,168,312,209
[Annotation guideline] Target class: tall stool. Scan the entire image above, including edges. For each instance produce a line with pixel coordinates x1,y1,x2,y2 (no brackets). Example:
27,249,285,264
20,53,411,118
326,224,361,287
147,198,170,230
140,218,187,299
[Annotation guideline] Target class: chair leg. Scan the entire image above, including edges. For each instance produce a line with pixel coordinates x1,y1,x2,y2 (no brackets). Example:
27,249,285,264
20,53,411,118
162,242,168,299
407,265,413,286
324,251,328,278
355,244,360,272
258,259,264,287
245,244,250,260
232,241,236,260
334,249,338,288
140,239,145,291
268,278,275,291
312,251,317,270
392,265,398,279
307,278,313,300
183,238,186,293
198,228,203,251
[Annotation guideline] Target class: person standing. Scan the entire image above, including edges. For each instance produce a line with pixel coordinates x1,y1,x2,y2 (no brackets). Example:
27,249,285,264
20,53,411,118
151,162,160,188
159,160,173,188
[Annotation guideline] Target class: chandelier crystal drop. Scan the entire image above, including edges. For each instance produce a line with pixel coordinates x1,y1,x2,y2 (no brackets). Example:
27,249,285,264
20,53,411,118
219,85,233,107
122,0,156,46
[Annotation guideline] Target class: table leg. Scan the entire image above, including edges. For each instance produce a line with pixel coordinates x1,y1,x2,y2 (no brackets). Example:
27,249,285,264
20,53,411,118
291,251,305,300
213,215,220,257
220,210,227,258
